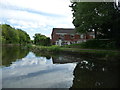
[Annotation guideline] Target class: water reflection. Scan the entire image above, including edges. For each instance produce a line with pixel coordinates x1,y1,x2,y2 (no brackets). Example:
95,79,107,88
2,52,77,88
2,46,29,66
71,60,119,88
1,46,119,88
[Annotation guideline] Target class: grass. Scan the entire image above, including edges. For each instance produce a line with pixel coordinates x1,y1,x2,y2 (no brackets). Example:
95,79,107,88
30,44,120,58
29,44,120,61
31,45,61,53
63,39,119,50
63,43,82,48
2,43,120,61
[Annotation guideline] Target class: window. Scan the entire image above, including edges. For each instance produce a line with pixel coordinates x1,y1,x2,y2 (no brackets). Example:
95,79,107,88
70,35,74,39
59,34,64,39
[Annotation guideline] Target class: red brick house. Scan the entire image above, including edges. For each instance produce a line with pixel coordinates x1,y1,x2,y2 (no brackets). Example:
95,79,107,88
51,28,95,46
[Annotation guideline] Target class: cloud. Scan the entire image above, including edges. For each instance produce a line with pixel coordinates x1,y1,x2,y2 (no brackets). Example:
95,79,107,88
1,0,72,15
1,2,65,17
0,0,74,39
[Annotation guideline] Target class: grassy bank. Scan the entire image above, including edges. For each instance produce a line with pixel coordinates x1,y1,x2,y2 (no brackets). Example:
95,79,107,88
30,45,120,61
63,41,119,50
30,45,61,53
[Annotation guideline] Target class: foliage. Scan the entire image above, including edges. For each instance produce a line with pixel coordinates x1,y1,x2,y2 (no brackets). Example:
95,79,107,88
80,39,116,49
0,36,5,44
17,29,30,44
63,43,81,48
70,2,120,48
31,45,120,61
63,39,117,50
33,33,51,46
47,45,60,52
31,45,60,53
1,24,31,44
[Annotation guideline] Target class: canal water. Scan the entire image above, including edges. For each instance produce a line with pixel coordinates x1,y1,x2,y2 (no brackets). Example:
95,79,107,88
1,46,119,88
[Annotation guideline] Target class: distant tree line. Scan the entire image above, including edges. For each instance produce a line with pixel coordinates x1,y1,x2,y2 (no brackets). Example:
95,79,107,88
33,33,51,46
1,24,31,44
0,24,51,46
70,2,120,48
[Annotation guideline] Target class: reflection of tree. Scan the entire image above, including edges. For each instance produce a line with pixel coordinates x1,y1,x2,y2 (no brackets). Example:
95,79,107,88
2,46,29,66
33,51,51,60
70,60,119,88
45,56,51,60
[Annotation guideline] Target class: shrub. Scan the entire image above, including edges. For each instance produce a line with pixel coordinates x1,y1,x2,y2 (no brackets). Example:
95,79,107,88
47,45,61,52
105,41,116,49
80,39,116,49
63,43,81,48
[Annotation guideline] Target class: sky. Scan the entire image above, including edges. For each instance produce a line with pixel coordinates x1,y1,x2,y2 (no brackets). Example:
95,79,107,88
0,0,74,39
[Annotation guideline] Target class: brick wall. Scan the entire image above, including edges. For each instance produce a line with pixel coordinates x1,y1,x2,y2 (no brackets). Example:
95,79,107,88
51,33,94,44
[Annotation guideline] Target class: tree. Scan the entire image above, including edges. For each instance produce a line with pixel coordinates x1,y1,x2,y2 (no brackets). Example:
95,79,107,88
70,2,120,37
33,33,51,46
17,29,30,44
70,2,120,47
1,24,19,43
1,24,30,44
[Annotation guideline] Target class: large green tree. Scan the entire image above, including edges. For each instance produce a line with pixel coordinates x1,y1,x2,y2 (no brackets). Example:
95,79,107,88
1,24,30,44
1,24,19,43
17,29,30,44
70,2,120,47
33,33,51,46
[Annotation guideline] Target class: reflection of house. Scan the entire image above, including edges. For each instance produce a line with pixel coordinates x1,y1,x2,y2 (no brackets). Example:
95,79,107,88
51,28,95,46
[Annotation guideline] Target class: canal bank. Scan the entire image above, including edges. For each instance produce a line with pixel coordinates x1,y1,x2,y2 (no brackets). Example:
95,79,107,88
30,45,120,61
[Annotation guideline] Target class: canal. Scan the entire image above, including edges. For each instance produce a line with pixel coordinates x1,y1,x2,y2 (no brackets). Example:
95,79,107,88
1,46,119,88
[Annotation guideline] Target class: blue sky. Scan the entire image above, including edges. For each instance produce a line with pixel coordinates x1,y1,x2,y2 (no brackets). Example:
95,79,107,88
0,0,74,39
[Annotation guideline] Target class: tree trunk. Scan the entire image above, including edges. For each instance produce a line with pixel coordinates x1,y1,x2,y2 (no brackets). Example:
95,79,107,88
94,29,97,39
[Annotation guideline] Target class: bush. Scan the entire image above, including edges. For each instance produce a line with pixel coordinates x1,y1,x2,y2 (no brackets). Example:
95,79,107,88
105,41,116,49
32,45,61,53
80,39,116,49
63,43,81,48
47,45,61,52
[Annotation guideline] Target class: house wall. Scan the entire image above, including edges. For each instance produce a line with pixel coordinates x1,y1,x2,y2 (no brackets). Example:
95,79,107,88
64,35,71,40
51,30,95,45
86,35,94,39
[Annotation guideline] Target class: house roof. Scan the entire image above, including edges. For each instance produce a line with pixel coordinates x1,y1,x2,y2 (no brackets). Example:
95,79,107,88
51,28,95,35
52,28,76,35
